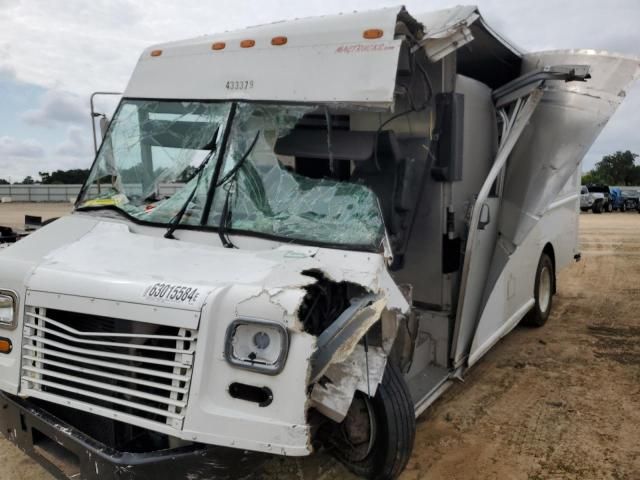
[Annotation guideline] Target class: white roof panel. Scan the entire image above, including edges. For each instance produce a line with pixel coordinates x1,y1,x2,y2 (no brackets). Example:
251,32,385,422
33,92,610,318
124,7,405,108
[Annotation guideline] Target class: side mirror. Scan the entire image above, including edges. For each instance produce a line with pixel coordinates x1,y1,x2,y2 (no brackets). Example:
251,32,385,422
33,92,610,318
478,203,491,230
99,115,110,139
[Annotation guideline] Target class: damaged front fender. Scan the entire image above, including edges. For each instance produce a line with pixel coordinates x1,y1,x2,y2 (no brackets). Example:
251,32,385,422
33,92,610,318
304,273,409,423
309,294,386,383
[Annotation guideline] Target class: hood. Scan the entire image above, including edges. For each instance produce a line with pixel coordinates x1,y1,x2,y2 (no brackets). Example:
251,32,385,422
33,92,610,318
23,216,404,325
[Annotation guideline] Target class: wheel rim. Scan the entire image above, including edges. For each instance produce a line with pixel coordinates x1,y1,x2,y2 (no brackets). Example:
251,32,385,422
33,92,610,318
336,394,377,462
538,265,552,314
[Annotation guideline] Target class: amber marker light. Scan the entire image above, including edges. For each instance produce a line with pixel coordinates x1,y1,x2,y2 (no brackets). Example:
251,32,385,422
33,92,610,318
0,338,12,354
240,39,256,48
212,42,226,51
363,29,384,39
150,49,163,57
271,36,288,46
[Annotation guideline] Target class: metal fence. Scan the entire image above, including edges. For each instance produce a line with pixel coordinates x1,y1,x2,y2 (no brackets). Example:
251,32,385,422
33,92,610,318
0,184,182,203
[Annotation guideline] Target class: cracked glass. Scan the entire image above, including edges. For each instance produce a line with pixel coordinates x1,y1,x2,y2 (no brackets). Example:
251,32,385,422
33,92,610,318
208,103,384,248
79,100,384,249
80,99,230,225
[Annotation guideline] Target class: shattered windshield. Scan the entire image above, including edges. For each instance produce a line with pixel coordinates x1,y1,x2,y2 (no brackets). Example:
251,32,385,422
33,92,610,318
79,100,385,249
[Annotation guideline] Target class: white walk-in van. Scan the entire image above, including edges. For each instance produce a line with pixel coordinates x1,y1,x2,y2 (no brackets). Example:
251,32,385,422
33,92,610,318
0,6,638,480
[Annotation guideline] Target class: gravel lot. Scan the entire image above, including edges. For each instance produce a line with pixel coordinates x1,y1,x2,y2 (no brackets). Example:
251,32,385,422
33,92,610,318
0,202,72,230
1,209,639,479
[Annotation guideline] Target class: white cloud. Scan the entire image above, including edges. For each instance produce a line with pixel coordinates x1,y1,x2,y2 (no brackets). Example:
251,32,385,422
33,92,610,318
21,90,87,127
0,135,45,180
0,135,44,158
0,128,94,180
54,126,93,168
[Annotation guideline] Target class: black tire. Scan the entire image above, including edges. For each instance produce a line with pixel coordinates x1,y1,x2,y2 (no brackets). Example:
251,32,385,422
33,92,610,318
523,253,554,327
332,362,416,480
607,202,613,213
580,207,588,212
592,202,602,214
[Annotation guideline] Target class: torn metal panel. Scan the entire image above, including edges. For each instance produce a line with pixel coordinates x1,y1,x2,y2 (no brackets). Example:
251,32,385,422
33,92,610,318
378,268,410,312
492,64,591,108
413,6,522,87
415,5,479,41
499,51,640,247
310,344,387,422
310,295,386,383
421,27,475,63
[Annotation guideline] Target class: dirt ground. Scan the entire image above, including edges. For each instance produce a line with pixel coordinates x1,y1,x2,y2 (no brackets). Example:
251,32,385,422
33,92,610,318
1,210,639,479
0,202,72,230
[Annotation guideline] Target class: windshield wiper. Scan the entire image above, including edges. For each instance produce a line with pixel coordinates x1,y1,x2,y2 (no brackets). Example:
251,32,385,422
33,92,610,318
217,130,261,248
164,130,219,239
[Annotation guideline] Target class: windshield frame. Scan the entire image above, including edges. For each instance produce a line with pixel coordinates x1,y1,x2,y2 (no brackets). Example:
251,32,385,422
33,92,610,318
76,97,386,253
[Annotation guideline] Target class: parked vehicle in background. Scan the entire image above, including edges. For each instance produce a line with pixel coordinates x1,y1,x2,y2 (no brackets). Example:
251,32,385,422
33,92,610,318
621,189,640,212
581,184,613,213
610,187,624,211
580,186,591,211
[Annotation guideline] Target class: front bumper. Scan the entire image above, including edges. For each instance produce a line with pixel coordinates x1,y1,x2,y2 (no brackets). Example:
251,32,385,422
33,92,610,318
0,392,264,480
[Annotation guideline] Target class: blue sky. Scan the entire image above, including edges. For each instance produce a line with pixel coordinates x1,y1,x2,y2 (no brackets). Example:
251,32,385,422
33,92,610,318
1,0,639,182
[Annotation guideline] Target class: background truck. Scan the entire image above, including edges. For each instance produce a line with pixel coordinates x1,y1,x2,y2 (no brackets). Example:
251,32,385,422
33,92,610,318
621,188,640,211
0,6,637,480
581,183,614,213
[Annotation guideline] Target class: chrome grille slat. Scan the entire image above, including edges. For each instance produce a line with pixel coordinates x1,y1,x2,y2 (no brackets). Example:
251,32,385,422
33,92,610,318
21,307,197,430
25,321,195,354
23,344,190,381
22,355,189,393
22,366,188,407
26,312,198,341
21,377,185,419
23,335,186,367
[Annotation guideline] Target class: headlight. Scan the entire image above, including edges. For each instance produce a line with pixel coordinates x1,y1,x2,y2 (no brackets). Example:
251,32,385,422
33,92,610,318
0,290,18,329
224,319,289,375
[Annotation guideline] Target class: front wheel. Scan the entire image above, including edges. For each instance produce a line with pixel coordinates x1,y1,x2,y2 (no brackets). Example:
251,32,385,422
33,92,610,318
592,202,602,214
523,253,554,327
331,362,416,480
607,202,613,213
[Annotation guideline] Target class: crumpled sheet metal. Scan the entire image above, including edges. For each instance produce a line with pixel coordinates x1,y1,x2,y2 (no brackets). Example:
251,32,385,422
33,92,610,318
310,344,387,422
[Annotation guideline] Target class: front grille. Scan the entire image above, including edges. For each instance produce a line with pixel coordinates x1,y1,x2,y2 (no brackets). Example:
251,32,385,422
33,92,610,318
20,307,197,431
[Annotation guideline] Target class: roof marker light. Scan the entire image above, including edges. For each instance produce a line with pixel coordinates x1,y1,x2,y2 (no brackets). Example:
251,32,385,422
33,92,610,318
150,49,163,57
271,36,288,46
212,42,226,51
240,39,256,48
363,29,384,39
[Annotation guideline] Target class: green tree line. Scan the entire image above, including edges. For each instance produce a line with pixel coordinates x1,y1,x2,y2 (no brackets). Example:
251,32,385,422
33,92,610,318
0,169,90,185
581,150,640,185
0,167,195,185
